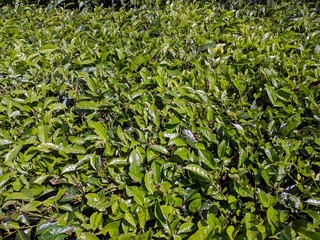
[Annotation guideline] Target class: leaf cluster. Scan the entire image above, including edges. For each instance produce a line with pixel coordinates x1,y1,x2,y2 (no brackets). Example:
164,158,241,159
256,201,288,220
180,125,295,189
3,0,315,11
0,1,320,239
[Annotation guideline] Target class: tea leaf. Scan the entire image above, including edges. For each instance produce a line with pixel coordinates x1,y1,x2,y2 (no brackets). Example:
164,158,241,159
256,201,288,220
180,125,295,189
183,164,212,183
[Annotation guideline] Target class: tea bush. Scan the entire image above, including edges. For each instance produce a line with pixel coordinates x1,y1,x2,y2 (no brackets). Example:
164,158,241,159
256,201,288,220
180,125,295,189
0,1,319,239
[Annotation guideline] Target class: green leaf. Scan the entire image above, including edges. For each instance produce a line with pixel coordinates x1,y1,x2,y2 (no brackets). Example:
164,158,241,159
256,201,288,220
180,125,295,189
5,192,30,201
50,103,67,111
118,233,136,240
154,201,167,227
108,158,127,166
267,206,280,234
33,175,49,185
305,198,320,206
16,230,31,240
124,212,136,228
62,145,86,154
20,201,42,212
38,124,48,143
218,140,226,159
279,226,293,240
304,210,320,223
116,48,126,60
129,149,143,166
265,84,277,106
174,147,190,160
0,173,11,188
79,232,99,240
178,222,194,234
82,76,97,92
126,186,145,205
39,234,68,240
90,122,108,142
116,125,127,145
227,226,235,240
39,44,58,53
0,139,13,145
37,143,62,152
129,168,144,183
297,227,320,239
38,224,75,239
228,195,237,204
4,145,22,166
189,226,214,240
168,138,187,147
151,161,161,184
151,145,169,155
232,123,245,135
76,101,98,110
235,181,253,197
243,213,259,240
55,189,66,202
257,188,274,208
183,164,212,183
182,129,197,146
58,204,73,212
89,152,98,170
89,212,103,231
144,171,156,194
198,149,215,170
99,221,120,237
136,206,146,229
280,121,300,136
189,198,202,213
85,193,108,212
148,105,160,127
131,54,145,71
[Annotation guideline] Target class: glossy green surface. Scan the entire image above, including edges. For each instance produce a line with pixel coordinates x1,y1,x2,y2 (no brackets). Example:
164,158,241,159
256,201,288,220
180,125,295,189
0,1,319,239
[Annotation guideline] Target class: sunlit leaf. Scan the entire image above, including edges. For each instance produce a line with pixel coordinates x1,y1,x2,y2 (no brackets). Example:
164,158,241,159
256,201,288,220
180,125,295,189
183,164,212,183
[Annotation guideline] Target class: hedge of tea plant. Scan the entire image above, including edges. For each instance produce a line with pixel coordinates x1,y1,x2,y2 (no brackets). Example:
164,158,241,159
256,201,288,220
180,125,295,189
1,0,310,11
0,0,265,8
0,1,319,239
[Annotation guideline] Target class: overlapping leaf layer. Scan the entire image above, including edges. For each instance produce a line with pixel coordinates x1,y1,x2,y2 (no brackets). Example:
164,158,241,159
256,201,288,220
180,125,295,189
0,1,319,239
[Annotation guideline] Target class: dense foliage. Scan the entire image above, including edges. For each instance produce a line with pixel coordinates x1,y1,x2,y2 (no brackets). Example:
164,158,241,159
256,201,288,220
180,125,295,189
0,0,300,11
0,1,320,239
